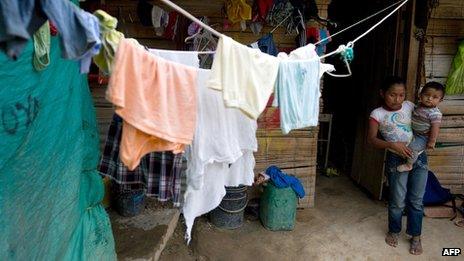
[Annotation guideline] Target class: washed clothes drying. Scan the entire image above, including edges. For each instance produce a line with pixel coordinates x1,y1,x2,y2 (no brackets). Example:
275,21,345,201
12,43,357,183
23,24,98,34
99,114,185,207
107,38,197,170
184,69,258,243
0,0,101,73
208,35,279,119
93,10,124,75
250,33,279,56
273,44,334,134
265,166,305,198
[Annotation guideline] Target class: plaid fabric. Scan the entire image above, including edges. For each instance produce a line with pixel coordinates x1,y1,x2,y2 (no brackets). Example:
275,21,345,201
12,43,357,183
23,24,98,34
98,114,185,207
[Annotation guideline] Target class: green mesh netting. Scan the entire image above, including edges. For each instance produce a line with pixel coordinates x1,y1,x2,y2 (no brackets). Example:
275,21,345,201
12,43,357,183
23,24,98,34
445,41,464,95
0,35,116,260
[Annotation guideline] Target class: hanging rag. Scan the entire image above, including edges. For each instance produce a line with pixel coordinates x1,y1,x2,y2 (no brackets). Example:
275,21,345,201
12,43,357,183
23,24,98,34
273,44,335,134
183,69,258,243
316,28,331,55
99,114,185,207
225,0,252,24
137,0,153,26
306,26,320,44
163,11,179,40
252,0,273,22
106,38,197,170
151,5,169,36
266,1,294,27
257,34,279,56
445,41,464,95
265,166,305,198
0,0,101,71
93,10,124,75
250,21,263,35
208,35,280,120
32,21,51,71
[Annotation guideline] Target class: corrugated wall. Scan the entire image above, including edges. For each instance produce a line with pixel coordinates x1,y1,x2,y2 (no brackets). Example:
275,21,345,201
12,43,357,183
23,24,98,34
424,0,464,193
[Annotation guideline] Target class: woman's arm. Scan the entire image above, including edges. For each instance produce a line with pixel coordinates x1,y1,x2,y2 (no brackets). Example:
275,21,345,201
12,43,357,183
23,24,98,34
367,119,413,158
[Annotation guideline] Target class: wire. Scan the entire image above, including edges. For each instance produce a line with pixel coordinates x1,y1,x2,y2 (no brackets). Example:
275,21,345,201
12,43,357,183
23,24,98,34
159,0,222,38
351,0,409,44
315,0,407,45
270,13,292,34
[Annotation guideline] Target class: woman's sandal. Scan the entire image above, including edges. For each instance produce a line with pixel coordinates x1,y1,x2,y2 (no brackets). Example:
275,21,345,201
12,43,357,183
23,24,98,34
409,238,423,255
385,232,399,247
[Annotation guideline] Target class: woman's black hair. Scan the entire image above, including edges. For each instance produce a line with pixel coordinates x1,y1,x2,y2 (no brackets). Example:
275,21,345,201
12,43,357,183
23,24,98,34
381,76,406,92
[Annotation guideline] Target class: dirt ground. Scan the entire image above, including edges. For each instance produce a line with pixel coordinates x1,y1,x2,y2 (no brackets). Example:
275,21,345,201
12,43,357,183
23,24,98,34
160,175,464,261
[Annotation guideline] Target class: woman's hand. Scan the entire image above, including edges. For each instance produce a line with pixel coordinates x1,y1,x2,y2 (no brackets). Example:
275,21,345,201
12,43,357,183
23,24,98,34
389,142,413,158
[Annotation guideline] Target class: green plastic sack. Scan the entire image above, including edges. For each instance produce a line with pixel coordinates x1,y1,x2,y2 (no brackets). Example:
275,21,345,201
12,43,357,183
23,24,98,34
446,41,464,95
0,36,116,260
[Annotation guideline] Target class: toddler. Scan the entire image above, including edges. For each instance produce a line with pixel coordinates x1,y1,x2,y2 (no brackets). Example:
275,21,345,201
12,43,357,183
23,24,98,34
397,82,444,172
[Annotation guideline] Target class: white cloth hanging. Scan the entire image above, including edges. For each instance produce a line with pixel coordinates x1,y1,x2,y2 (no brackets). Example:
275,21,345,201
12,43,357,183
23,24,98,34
149,48,200,68
183,69,258,243
208,35,280,120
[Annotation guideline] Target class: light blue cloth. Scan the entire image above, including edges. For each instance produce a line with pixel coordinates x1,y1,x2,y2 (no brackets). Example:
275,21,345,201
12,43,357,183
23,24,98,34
273,60,321,134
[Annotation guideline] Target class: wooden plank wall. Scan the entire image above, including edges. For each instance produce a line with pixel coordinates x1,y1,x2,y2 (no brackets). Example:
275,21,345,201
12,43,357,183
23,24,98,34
424,0,464,193
92,0,331,207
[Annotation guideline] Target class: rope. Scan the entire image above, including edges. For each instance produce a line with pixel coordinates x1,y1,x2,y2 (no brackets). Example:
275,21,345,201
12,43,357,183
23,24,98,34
351,0,409,44
270,13,292,34
315,0,406,45
159,0,222,38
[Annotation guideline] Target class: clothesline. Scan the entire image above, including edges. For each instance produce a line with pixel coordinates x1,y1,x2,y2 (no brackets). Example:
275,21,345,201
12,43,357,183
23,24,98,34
159,0,410,64
315,0,407,45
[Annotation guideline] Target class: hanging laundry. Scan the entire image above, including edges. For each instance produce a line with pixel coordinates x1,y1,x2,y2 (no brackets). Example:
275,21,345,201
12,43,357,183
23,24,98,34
0,0,101,72
250,21,263,35
251,34,279,56
93,10,124,75
316,28,331,55
252,0,274,22
151,5,170,36
208,35,280,119
32,21,51,71
163,11,179,40
266,1,293,27
107,38,197,170
149,48,200,68
306,26,320,44
49,21,58,36
273,44,335,134
137,0,153,26
99,114,185,207
225,0,252,24
184,69,258,242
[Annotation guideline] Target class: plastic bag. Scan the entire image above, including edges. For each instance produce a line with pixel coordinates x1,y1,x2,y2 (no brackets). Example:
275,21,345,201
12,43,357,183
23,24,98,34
446,41,464,95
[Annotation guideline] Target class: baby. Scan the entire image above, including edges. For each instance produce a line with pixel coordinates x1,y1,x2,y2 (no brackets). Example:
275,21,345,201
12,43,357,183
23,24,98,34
397,82,444,172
